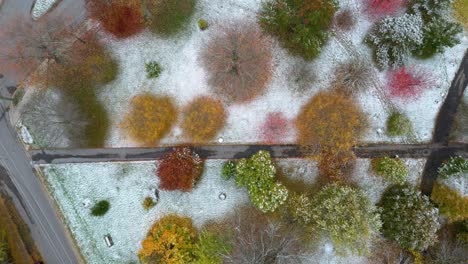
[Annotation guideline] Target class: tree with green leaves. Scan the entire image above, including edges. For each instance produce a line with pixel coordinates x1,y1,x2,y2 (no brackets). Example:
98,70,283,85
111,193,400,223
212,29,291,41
310,184,381,255
371,157,408,184
380,184,440,250
259,0,338,60
235,151,288,213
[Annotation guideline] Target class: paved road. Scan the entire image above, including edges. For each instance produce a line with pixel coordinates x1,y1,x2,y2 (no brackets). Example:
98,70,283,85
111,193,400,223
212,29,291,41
0,96,82,263
0,1,85,263
420,49,468,195
29,143,468,164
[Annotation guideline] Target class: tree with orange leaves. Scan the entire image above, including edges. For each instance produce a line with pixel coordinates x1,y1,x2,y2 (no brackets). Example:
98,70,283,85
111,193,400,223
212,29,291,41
181,97,226,142
157,147,203,192
121,94,177,146
296,91,367,180
85,0,145,38
138,215,197,264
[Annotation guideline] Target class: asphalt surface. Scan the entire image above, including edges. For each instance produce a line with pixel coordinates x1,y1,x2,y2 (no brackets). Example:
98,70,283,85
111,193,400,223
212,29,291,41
420,49,468,195
0,101,81,263
29,143,468,164
0,0,85,263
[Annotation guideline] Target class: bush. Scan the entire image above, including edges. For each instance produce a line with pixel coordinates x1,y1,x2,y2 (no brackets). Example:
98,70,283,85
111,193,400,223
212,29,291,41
332,57,376,96
202,23,273,103
386,66,433,99
142,197,156,211
386,111,413,137
145,61,162,79
91,200,110,216
380,184,440,250
138,215,197,264
333,9,356,31
363,0,406,18
198,19,208,30
181,97,226,142
145,0,196,35
366,14,424,69
12,89,23,106
221,161,236,180
296,91,367,153
85,0,145,38
235,151,289,213
157,147,203,192
431,183,468,222
286,59,317,94
371,157,408,184
260,112,290,143
407,0,452,21
122,94,177,146
453,0,468,29
310,184,381,255
259,0,338,60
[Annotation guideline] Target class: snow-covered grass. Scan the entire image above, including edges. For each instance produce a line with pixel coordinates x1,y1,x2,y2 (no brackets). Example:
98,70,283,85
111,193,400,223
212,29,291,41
40,160,249,264
96,0,468,147
40,158,426,263
31,0,61,20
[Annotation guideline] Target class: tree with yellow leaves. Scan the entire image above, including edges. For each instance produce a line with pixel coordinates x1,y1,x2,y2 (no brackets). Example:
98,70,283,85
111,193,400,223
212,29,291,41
122,94,177,146
138,215,197,264
296,91,367,180
181,97,226,142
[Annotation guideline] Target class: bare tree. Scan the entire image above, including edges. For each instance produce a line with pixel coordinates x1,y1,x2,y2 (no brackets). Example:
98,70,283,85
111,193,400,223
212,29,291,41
0,15,86,78
221,207,307,264
21,89,88,148
366,239,413,264
0,15,116,90
202,22,273,103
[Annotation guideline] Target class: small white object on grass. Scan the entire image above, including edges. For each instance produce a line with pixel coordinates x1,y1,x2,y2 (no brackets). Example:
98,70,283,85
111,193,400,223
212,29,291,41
218,137,224,143
20,126,33,144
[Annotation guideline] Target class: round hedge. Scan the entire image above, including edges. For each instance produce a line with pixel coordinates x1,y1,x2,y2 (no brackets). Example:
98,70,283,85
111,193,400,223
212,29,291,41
91,200,110,216
380,184,439,250
181,97,226,142
371,157,408,184
386,111,413,137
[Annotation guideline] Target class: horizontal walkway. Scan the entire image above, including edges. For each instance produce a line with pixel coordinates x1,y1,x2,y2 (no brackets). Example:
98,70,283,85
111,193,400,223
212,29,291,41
29,143,468,164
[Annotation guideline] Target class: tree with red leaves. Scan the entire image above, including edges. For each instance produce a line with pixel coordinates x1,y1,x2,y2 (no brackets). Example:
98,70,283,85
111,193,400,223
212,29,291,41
260,112,290,143
386,66,433,100
86,0,145,39
364,0,406,19
157,148,204,192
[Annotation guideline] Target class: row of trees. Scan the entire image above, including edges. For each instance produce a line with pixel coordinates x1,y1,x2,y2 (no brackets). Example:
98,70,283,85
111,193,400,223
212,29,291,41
140,149,454,263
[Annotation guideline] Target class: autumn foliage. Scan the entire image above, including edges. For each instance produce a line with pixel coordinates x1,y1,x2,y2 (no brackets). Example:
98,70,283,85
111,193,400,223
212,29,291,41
260,112,290,143
181,97,226,142
364,0,406,18
86,0,145,38
157,148,204,192
202,23,273,103
296,91,367,153
386,66,432,100
296,92,367,180
122,94,177,146
139,215,197,264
